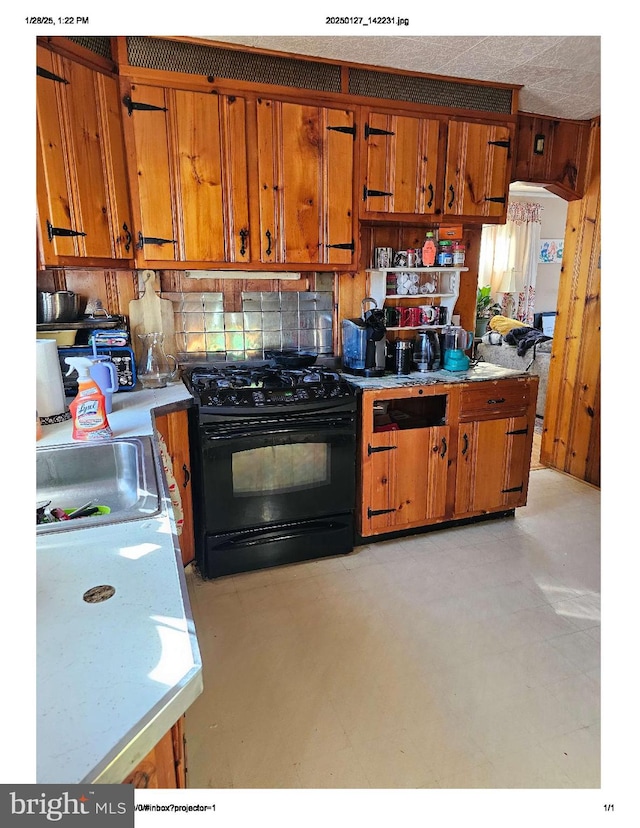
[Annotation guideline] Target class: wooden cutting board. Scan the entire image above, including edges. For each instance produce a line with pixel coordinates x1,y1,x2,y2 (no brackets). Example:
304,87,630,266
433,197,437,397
128,270,177,364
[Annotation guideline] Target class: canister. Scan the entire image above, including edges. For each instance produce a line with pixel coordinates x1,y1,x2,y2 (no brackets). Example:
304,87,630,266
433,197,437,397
394,340,413,374
453,241,466,265
437,241,453,266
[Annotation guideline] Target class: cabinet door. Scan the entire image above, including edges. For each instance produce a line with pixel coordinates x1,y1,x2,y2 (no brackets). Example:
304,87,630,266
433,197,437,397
122,719,185,788
125,84,251,265
36,46,133,266
454,414,532,516
155,409,195,566
512,114,589,199
363,426,449,535
255,98,356,266
444,119,512,219
361,110,442,219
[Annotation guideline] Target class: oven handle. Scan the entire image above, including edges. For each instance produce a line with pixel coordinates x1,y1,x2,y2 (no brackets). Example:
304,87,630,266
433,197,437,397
222,520,343,548
203,416,355,441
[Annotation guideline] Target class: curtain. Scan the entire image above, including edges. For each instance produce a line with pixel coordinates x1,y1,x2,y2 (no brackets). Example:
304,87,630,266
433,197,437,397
479,201,543,324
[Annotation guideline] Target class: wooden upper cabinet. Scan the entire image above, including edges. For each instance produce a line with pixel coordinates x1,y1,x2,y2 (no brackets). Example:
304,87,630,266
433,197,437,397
360,109,442,220
123,84,251,266
443,119,513,220
512,113,590,200
36,45,134,268
255,98,356,267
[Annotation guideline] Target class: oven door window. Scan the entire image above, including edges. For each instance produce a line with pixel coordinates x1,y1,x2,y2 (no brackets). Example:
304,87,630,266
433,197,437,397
200,414,356,533
232,443,330,496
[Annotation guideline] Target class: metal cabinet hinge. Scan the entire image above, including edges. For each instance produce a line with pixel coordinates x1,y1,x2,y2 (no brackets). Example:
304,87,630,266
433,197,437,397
501,484,524,493
363,186,394,200
327,124,356,138
368,444,397,456
46,220,86,242
37,66,69,84
364,124,395,139
368,507,396,518
325,240,355,251
122,95,167,117
137,231,176,249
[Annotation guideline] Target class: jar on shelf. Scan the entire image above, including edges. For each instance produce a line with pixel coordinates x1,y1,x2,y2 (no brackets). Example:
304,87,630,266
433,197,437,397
452,241,466,265
406,248,421,268
437,240,453,266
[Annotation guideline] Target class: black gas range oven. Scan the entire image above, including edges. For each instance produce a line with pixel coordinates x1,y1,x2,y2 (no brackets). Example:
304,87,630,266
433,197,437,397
183,362,359,578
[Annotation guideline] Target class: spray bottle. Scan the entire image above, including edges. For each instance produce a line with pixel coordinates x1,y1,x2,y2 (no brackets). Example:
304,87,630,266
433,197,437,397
65,357,113,441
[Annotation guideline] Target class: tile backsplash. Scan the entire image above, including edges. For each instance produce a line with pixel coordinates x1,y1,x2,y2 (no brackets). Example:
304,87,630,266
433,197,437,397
165,291,334,361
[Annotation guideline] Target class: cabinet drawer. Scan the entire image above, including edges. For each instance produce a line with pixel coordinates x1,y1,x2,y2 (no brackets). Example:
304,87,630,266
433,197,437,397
459,380,532,421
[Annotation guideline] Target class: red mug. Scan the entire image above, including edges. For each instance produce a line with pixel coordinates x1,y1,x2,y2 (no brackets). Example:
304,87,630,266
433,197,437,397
400,307,421,327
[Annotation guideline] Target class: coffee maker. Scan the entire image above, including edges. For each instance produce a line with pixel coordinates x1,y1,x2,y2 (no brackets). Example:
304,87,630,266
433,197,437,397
442,325,474,371
341,298,386,377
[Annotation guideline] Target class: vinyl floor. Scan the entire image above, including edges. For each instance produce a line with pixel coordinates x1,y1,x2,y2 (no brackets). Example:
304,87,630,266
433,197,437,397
184,467,600,790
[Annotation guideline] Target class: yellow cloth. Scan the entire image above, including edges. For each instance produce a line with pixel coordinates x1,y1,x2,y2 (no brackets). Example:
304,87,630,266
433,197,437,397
489,315,527,335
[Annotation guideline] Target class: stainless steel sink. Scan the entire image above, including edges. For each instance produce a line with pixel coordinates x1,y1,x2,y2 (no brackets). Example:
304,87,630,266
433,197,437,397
36,437,162,533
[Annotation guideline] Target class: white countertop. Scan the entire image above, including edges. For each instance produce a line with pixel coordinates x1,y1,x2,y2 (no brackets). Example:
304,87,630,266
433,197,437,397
36,381,203,784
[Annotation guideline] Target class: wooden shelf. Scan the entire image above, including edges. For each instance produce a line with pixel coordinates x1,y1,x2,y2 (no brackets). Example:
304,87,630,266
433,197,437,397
385,293,455,299
366,267,469,273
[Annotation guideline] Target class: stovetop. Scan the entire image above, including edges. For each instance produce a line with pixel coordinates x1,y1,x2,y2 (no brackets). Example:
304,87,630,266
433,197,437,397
184,362,357,409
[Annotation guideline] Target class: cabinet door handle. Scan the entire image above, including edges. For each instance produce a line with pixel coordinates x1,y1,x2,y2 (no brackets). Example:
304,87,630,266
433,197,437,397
265,230,273,256
427,183,434,208
440,437,447,458
239,229,248,256
182,464,190,488
122,223,132,252
448,185,455,209
461,432,468,456
487,397,506,405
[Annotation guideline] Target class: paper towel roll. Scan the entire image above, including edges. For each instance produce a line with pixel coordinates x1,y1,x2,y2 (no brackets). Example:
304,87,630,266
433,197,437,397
36,339,67,418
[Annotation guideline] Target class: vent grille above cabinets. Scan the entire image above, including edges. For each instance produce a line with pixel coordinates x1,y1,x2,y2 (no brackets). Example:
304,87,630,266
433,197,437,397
67,36,112,60
349,67,514,114
126,37,343,93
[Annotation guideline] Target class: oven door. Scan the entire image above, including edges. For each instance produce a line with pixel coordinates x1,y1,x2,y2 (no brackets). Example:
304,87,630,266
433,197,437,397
198,408,356,534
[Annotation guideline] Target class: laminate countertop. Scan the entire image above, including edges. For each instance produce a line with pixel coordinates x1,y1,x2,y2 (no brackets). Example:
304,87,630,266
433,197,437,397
341,361,531,390
36,381,202,784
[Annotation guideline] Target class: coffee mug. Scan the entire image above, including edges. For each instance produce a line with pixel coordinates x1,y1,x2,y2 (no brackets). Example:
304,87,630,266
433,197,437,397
419,305,438,325
384,306,400,327
400,307,421,327
393,250,408,268
374,247,393,268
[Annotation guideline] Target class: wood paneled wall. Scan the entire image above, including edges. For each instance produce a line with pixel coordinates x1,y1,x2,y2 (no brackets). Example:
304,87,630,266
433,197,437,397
540,120,600,487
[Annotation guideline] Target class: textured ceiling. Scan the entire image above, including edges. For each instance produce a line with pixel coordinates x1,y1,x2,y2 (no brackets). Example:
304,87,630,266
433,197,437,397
203,35,600,121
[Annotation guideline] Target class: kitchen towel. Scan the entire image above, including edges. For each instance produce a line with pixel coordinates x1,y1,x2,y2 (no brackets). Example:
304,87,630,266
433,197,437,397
36,338,67,419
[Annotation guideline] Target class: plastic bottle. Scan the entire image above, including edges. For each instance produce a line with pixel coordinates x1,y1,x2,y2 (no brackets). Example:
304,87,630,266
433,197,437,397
65,357,113,441
422,231,437,267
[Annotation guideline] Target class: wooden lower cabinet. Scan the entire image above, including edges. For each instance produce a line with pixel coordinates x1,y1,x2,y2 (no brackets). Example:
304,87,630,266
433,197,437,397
122,717,186,789
154,408,195,566
454,414,533,516
358,376,538,538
